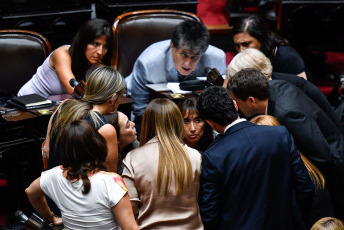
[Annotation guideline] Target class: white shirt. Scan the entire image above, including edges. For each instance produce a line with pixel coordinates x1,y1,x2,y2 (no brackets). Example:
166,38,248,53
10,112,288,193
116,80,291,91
224,118,247,134
40,166,127,230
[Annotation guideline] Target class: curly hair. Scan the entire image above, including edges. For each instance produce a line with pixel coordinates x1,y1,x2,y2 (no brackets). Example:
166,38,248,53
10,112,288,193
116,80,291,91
197,86,238,126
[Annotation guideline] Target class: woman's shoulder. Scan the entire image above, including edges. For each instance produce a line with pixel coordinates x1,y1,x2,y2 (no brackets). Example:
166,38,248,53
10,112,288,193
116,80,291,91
41,166,63,180
276,45,300,57
185,145,201,157
124,138,158,161
50,45,71,63
96,171,128,192
52,45,70,56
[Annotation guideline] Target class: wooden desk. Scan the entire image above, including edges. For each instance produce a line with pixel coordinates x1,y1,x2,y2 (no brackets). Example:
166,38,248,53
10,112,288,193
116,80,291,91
1,94,134,122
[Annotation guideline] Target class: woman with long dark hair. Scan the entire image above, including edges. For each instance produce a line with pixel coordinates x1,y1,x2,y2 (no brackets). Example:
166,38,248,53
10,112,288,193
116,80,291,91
231,15,311,81
18,18,113,97
105,111,138,174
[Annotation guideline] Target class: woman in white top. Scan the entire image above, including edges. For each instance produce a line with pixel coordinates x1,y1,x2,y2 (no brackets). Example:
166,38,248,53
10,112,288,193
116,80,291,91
18,18,113,97
26,120,138,230
122,98,203,229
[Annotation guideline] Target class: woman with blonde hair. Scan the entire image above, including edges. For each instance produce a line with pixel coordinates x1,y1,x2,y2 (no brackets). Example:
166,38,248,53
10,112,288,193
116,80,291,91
226,48,273,81
311,217,344,230
122,98,203,229
250,115,334,228
44,66,126,172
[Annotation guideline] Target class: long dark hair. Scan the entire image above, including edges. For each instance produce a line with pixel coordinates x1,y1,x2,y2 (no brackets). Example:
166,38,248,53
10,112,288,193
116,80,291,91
104,112,136,170
69,18,113,81
179,97,213,152
233,15,288,57
60,120,107,194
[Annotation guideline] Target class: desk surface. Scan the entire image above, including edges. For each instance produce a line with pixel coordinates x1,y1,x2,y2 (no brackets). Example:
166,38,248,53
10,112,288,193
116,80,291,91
1,94,134,122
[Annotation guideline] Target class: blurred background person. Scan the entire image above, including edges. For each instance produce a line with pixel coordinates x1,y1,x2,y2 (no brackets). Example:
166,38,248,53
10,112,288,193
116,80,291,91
122,98,203,229
231,15,310,80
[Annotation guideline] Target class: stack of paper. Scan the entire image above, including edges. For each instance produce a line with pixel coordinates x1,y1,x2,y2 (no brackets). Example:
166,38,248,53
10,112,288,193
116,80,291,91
167,83,192,94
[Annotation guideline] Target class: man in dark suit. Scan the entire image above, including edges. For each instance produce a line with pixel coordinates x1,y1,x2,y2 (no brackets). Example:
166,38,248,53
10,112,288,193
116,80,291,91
228,68,344,220
197,86,314,230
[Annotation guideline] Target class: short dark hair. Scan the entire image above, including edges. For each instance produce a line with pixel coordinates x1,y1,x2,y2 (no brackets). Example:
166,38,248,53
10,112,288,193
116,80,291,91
232,15,287,57
197,86,238,126
171,19,210,53
60,120,107,194
228,68,270,101
69,19,113,81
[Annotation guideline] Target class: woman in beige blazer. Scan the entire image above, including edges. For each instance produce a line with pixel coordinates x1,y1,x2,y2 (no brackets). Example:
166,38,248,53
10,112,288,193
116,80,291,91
122,98,203,229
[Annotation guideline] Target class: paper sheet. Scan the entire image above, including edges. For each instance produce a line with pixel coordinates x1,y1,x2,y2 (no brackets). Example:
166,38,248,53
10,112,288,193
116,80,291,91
166,82,192,94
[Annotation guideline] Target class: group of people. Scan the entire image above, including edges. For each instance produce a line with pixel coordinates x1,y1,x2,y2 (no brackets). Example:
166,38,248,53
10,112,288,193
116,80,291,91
21,13,344,230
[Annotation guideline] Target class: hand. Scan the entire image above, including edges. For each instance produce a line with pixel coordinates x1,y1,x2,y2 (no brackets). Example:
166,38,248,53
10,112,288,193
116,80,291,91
50,215,63,226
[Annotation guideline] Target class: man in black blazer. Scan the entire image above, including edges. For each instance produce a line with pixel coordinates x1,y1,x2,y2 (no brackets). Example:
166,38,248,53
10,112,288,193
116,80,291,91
197,86,314,230
228,68,344,221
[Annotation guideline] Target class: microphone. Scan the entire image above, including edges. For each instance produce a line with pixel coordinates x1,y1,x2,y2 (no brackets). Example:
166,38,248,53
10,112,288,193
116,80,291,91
69,78,79,88
15,210,43,229
69,78,86,99
205,67,224,86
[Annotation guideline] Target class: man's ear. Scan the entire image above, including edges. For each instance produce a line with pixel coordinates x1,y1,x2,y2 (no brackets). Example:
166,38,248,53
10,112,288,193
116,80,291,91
248,96,256,107
233,100,239,112
170,41,174,50
206,120,216,129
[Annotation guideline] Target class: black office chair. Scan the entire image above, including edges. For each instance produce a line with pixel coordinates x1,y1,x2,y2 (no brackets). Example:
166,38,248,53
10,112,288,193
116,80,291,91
0,30,52,96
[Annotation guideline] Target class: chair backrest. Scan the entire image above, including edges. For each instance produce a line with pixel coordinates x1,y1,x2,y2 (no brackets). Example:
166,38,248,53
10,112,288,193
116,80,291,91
0,30,52,95
112,9,201,78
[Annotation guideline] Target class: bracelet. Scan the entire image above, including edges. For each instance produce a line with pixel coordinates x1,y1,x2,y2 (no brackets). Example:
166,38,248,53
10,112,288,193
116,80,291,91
44,212,55,223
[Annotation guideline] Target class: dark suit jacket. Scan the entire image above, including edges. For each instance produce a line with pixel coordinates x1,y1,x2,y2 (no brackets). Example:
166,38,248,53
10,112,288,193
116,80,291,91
272,72,343,134
268,80,344,219
199,121,314,230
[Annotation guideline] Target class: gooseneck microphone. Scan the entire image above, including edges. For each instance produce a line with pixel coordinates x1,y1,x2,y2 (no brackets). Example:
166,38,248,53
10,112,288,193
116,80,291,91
15,210,44,229
69,78,79,88
69,78,86,99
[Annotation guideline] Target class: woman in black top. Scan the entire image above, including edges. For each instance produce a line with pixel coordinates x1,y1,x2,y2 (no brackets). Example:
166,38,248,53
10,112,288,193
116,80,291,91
231,15,311,81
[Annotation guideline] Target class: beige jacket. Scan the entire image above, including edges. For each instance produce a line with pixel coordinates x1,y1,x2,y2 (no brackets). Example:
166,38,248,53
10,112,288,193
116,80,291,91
122,137,203,229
